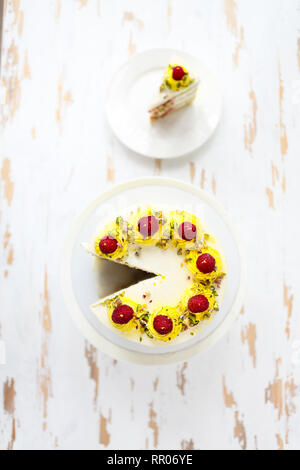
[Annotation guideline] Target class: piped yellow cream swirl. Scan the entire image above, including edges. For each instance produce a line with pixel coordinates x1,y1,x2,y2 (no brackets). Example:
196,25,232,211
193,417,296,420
185,246,224,284
147,306,181,342
94,218,129,260
160,64,194,91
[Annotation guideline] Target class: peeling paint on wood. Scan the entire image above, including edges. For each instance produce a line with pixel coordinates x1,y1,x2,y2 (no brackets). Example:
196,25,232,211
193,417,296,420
84,342,99,406
189,162,195,183
4,379,16,450
76,0,88,8
148,402,159,448
241,323,257,367
17,10,23,37
224,0,238,36
56,77,73,132
211,175,216,195
276,434,284,450
176,362,187,395
154,158,162,175
224,0,245,67
281,172,286,193
122,11,144,30
200,169,205,189
233,27,245,67
181,438,195,450
278,62,288,157
99,411,111,447
106,154,115,182
283,284,293,340
1,158,14,205
22,51,31,79
128,31,136,56
271,162,279,186
56,0,61,20
244,88,257,153
222,376,236,408
222,378,246,449
3,378,16,415
266,187,274,209
234,411,247,450
265,358,296,444
37,270,52,431
7,418,16,451
3,226,13,274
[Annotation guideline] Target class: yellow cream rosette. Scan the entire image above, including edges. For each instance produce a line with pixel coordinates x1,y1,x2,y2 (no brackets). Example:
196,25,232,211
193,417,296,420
161,64,193,91
185,246,224,284
94,218,129,260
170,210,204,250
108,297,140,332
130,207,170,247
147,306,181,342
179,284,216,321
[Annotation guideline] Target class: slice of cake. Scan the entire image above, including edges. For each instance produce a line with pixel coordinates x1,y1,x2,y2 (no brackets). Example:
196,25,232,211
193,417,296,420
149,64,199,122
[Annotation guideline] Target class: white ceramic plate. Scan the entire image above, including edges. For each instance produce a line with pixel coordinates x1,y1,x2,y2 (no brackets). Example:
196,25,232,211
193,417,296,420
61,178,246,365
106,49,222,159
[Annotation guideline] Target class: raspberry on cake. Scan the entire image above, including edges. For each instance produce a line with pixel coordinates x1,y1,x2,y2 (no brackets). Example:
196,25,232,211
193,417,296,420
196,253,216,274
131,208,170,245
138,215,160,238
181,284,217,321
185,246,224,284
111,304,134,325
178,222,197,241
149,63,200,122
171,210,203,250
188,294,209,313
147,307,181,342
83,206,226,345
94,219,129,260
106,297,140,332
99,236,118,255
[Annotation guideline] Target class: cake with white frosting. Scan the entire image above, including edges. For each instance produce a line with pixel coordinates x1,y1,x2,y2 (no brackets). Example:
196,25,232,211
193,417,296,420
82,206,226,345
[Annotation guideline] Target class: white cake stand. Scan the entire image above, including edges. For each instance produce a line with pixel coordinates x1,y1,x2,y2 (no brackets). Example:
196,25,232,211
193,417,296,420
61,177,246,365
106,49,222,159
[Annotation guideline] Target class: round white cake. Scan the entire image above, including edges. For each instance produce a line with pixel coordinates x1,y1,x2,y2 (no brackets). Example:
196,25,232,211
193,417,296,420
82,205,226,347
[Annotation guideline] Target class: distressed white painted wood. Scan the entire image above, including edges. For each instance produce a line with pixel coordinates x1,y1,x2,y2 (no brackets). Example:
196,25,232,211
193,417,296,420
0,0,300,450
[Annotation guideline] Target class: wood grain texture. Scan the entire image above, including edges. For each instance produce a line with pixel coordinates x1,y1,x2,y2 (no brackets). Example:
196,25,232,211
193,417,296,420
0,0,300,450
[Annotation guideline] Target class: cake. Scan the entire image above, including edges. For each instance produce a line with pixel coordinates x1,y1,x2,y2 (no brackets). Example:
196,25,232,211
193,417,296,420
82,206,226,346
148,64,199,122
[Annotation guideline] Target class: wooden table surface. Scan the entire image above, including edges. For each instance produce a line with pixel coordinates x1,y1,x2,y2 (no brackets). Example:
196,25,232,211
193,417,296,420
1,0,300,451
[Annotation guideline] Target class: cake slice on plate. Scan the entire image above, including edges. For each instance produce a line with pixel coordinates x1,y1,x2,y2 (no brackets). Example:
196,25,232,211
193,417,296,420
149,63,199,122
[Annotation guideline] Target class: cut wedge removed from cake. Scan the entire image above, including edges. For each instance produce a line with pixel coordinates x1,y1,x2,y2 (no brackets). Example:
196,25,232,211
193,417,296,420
82,206,226,346
149,63,200,122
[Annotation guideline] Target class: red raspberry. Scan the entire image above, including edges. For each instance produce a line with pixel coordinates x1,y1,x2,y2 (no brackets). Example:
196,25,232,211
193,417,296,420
188,294,209,313
172,66,185,81
138,215,159,238
112,304,134,325
153,315,173,335
178,222,197,241
99,236,118,254
196,253,216,274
